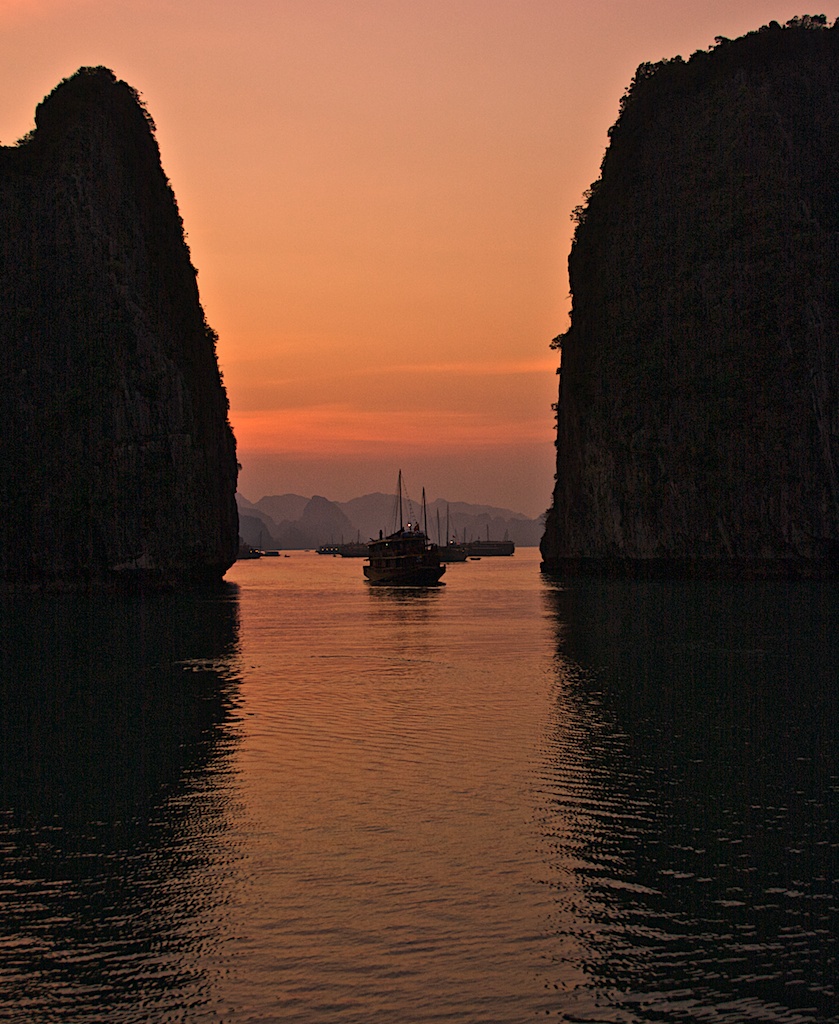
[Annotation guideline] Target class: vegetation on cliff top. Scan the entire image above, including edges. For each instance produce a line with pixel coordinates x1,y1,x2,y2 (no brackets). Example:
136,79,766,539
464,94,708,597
565,15,837,237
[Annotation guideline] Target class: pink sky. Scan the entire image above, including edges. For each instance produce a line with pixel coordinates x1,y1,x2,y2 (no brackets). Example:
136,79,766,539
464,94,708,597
1,0,832,516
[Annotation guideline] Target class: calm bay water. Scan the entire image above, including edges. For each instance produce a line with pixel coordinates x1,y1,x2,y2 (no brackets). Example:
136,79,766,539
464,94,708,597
0,549,837,1022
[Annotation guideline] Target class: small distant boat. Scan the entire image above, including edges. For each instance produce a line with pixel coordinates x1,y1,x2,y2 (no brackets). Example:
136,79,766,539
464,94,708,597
262,550,281,557
439,543,468,563
364,473,445,586
437,505,468,562
466,540,514,556
339,542,368,558
466,528,515,557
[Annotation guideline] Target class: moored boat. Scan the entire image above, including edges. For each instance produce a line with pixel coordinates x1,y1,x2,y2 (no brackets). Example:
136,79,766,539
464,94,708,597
466,539,514,556
237,543,262,560
364,524,446,585
363,473,446,586
436,504,467,562
439,542,468,562
339,541,368,557
465,526,514,556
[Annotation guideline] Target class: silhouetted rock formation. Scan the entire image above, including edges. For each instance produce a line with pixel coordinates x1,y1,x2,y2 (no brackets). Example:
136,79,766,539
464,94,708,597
541,18,839,576
0,67,238,590
236,491,542,549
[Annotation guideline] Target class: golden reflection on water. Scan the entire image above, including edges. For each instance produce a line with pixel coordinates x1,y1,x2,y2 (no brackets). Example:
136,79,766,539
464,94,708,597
223,549,564,1021
1,558,836,1022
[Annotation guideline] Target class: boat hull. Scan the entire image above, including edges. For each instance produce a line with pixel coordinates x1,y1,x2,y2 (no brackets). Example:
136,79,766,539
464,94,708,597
439,545,468,562
467,540,514,556
363,563,446,586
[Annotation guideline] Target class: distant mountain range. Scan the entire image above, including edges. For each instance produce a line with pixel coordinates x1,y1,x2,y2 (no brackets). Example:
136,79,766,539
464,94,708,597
237,492,544,551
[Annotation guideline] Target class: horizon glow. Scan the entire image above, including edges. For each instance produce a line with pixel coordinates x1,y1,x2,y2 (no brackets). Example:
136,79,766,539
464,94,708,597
1,0,832,517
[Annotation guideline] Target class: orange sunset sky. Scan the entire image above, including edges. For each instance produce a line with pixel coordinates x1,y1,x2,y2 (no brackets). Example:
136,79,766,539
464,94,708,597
2,0,834,517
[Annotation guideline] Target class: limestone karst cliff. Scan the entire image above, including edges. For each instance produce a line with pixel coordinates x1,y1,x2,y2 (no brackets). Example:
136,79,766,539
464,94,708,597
541,17,839,575
0,67,238,589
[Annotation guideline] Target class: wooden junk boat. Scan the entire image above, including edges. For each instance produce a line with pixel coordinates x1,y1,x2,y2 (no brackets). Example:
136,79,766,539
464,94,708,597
363,473,445,586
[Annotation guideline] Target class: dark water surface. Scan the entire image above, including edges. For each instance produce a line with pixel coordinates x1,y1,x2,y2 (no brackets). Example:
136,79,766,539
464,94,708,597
0,550,836,1022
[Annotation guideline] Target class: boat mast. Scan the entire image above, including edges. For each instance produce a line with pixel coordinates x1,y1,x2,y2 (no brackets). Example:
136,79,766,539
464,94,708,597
398,469,403,530
422,487,428,537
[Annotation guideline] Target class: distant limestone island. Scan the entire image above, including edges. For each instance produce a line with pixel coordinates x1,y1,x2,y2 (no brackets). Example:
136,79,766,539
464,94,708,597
0,68,238,591
541,17,839,577
237,493,543,553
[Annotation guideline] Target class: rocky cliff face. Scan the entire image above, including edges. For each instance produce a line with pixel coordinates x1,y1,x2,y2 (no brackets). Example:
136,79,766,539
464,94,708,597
0,67,238,589
541,18,839,575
